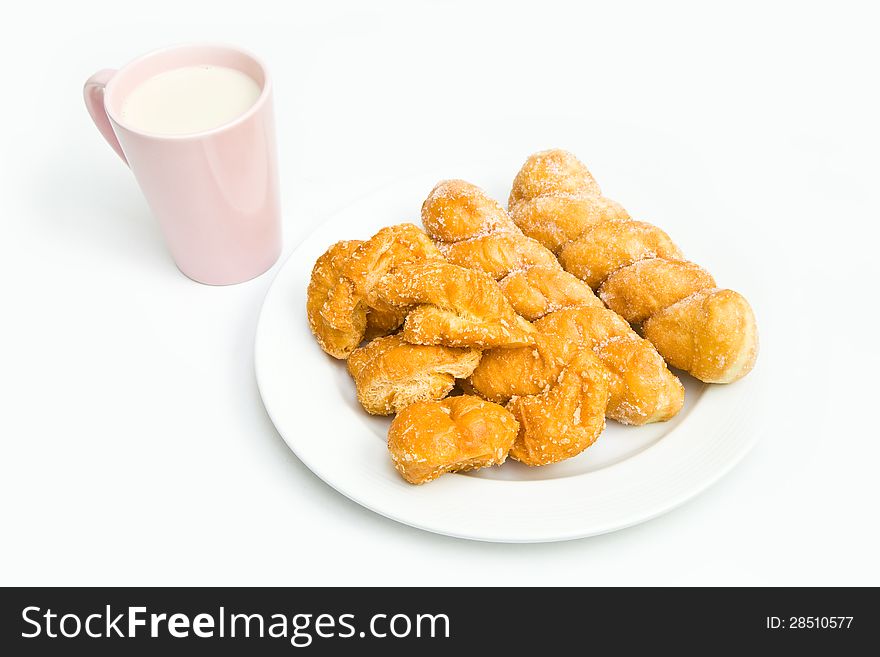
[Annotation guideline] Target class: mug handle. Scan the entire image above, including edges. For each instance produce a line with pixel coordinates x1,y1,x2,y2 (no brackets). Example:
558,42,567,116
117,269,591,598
83,69,128,165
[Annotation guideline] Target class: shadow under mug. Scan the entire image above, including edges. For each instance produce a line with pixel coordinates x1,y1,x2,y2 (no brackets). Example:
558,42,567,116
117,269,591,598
83,44,282,285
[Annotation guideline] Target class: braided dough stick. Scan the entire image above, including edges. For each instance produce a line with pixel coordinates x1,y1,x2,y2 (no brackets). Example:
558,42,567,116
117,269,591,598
508,149,629,254
371,261,536,349
423,180,563,276
423,178,681,426
388,395,519,484
507,350,609,466
306,240,367,359
439,233,560,280
422,180,602,319
468,333,570,402
508,149,601,206
510,149,759,384
642,288,758,384
499,265,604,322
306,224,444,359
343,223,444,298
348,335,481,415
471,307,684,426
510,193,631,254
599,258,716,324
421,179,518,243
558,221,683,289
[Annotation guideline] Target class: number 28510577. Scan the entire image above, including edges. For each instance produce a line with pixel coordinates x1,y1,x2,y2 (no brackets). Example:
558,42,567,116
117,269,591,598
766,617,853,629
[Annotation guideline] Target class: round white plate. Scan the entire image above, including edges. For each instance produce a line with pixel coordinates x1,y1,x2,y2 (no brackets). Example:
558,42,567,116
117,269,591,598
255,164,765,542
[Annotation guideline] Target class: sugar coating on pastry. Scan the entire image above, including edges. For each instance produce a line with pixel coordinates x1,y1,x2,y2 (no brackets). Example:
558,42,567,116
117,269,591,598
499,265,603,321
421,179,518,244
510,193,630,253
510,148,759,385
347,335,481,415
471,306,684,425
558,220,683,289
306,240,367,359
343,223,444,298
419,171,684,424
387,395,519,485
439,233,560,280
533,304,632,350
468,333,570,403
423,180,562,284
508,149,601,207
642,288,758,384
534,307,684,425
371,261,536,349
591,335,685,425
599,258,716,324
423,179,601,330
507,350,609,466
307,224,443,359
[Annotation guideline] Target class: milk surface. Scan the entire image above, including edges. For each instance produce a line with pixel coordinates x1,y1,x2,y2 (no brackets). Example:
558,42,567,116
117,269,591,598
120,65,261,135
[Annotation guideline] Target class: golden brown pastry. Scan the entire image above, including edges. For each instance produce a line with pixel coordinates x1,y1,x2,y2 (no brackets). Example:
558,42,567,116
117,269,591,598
387,395,519,484
507,350,608,466
439,233,560,281
498,265,603,322
598,258,716,324
422,180,602,318
509,149,759,384
421,179,518,243
306,224,444,359
343,223,443,298
510,193,631,254
306,240,367,359
642,288,758,384
363,306,407,341
508,149,630,253
423,180,559,276
347,335,481,415
370,261,536,349
471,307,684,426
558,221,683,289
536,308,684,424
422,178,682,426
509,149,601,205
469,333,568,402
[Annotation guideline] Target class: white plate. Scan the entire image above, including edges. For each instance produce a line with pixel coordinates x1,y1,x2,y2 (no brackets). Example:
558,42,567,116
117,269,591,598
255,165,765,542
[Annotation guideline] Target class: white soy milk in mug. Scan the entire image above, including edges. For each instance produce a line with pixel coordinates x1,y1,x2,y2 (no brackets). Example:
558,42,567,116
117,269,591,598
120,65,261,135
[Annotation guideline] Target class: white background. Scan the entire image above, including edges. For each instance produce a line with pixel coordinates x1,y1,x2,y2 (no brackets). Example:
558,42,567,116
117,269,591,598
2,0,878,585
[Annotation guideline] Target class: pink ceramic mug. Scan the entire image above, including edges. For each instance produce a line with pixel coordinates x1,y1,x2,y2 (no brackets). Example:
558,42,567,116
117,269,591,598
83,44,282,285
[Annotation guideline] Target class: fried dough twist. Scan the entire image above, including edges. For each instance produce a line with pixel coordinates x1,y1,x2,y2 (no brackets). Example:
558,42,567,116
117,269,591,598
370,261,536,349
306,240,368,359
510,149,758,384
306,224,444,359
423,180,683,426
507,350,609,466
471,308,683,426
423,179,603,321
508,149,631,253
388,395,519,484
347,335,481,415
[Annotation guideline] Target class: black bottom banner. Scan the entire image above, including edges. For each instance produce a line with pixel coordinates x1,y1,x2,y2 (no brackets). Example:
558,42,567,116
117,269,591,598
1,587,875,654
